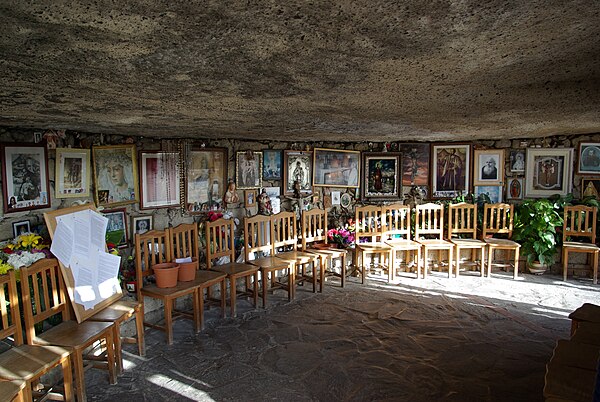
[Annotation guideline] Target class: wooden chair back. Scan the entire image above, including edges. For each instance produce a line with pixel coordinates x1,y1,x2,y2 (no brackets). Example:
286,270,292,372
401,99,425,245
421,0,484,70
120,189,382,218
563,205,597,243
482,203,514,238
381,204,412,241
271,211,298,251
301,208,328,249
0,269,23,345
448,202,478,239
134,229,171,297
169,223,199,261
355,205,385,243
206,218,236,269
415,203,445,240
19,258,71,344
244,214,274,261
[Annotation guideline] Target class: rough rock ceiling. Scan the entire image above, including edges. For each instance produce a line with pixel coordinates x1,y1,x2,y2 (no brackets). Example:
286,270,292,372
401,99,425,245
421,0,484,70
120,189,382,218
1,1,600,142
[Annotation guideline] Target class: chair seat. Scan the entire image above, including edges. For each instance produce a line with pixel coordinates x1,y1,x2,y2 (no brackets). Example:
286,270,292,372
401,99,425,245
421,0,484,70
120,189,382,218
275,250,318,264
247,256,290,269
142,270,227,298
418,239,453,248
33,320,114,349
357,242,392,252
0,379,25,401
211,262,259,276
484,238,520,248
0,345,70,381
90,299,139,322
306,247,346,258
451,238,486,247
385,239,421,250
563,242,600,252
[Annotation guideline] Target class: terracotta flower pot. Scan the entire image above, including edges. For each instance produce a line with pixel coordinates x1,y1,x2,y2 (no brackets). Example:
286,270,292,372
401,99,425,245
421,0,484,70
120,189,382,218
177,257,198,282
153,262,180,288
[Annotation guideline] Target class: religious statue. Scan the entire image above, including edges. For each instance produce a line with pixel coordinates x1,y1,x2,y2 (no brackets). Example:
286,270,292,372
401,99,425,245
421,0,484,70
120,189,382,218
224,179,240,206
257,188,273,215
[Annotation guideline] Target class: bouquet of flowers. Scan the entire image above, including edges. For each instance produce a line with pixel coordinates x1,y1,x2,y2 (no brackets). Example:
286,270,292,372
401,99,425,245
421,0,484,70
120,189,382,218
0,232,51,274
327,222,355,249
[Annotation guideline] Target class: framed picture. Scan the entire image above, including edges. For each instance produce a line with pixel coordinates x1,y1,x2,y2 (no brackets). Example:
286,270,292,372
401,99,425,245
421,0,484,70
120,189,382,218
582,178,600,199
578,143,600,174
361,152,401,200
400,143,430,187
132,215,153,236
474,185,503,203
474,149,504,186
12,220,31,237
263,150,282,180
1,143,51,213
525,148,574,197
509,150,526,174
332,191,341,205
55,148,91,198
185,147,227,213
313,148,360,188
92,144,139,207
103,208,128,248
140,151,181,209
283,150,312,196
235,151,263,189
506,177,524,201
340,192,353,209
244,189,257,207
431,144,471,199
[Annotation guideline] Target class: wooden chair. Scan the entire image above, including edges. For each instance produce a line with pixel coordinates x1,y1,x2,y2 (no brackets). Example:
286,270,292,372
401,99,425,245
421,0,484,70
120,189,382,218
562,205,599,284
244,214,294,306
0,269,74,401
301,208,348,289
206,218,259,317
415,203,453,279
382,204,421,280
448,202,486,277
354,205,392,283
482,203,520,279
20,258,117,402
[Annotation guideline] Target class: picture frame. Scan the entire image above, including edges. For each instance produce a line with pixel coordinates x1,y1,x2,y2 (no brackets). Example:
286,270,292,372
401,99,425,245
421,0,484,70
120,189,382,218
577,143,600,175
92,144,139,207
340,192,353,209
12,220,31,237
140,151,181,209
283,150,312,196
400,143,430,187
581,177,600,199
509,150,526,174
331,191,341,205
244,189,257,207
263,150,282,180
1,143,51,213
235,151,263,189
474,185,503,203
361,152,401,200
506,177,524,201
132,215,153,236
185,147,227,213
525,148,574,197
55,148,91,198
102,208,128,248
313,148,360,188
431,143,471,199
473,149,504,186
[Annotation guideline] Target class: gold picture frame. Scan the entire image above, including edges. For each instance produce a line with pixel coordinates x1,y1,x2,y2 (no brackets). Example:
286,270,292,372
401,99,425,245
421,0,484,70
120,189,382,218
92,144,139,207
55,148,91,198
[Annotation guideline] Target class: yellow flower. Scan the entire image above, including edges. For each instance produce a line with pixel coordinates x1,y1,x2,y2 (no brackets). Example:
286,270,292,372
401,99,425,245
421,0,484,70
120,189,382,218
0,262,13,275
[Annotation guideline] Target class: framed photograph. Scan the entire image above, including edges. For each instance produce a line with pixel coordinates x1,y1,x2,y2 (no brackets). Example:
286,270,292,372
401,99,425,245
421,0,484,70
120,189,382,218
582,178,600,199
55,148,91,198
132,215,153,236
1,143,51,212
12,220,31,237
263,150,282,180
340,192,353,209
140,151,181,209
185,147,227,213
92,144,139,207
102,208,128,247
474,185,503,203
236,151,263,189
506,177,524,201
509,150,526,174
474,149,504,186
431,144,471,198
313,148,360,188
283,150,312,196
244,189,257,207
525,148,574,197
400,143,430,187
332,191,341,205
361,152,401,200
578,143,600,174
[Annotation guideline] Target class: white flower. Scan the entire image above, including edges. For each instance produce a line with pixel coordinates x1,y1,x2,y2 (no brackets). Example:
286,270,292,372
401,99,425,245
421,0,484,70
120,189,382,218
7,251,45,269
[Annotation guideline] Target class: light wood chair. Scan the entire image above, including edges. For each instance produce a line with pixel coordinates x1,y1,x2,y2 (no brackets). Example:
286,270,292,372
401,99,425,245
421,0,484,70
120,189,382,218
448,202,486,277
244,214,294,306
415,203,453,279
301,208,348,289
20,258,117,402
562,205,599,284
354,205,392,283
482,203,520,279
206,218,259,317
0,269,74,402
382,204,421,280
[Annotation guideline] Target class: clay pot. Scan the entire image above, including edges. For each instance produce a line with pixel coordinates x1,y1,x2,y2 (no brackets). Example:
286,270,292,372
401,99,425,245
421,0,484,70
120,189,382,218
153,262,180,288
177,257,198,282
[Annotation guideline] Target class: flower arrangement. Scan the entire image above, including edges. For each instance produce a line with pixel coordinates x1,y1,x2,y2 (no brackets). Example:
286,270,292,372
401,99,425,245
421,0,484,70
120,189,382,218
207,211,223,222
327,220,355,249
0,232,51,275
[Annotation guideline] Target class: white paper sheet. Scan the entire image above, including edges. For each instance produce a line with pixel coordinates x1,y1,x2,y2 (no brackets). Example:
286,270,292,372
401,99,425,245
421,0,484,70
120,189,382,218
50,220,75,268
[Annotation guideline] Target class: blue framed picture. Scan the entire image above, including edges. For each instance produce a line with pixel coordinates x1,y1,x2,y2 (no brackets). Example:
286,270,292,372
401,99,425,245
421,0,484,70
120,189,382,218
263,150,282,180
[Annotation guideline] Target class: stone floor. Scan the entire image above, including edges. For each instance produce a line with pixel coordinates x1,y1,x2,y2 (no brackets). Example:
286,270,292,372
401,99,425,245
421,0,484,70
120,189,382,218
86,270,600,401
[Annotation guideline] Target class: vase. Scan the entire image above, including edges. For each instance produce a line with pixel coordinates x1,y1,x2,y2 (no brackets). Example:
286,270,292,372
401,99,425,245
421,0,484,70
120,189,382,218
177,257,198,282
153,262,180,288
528,261,548,275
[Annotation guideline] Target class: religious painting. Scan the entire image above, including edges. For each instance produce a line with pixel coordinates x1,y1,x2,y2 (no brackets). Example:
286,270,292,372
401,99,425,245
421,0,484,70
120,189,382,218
92,144,139,207
474,149,504,186
140,151,181,209
102,208,128,248
313,148,360,188
474,185,503,203
244,189,257,207
283,150,312,196
263,150,282,180
361,152,401,200
235,151,263,190
1,143,51,213
185,147,227,213
55,148,91,199
132,215,153,236
12,220,31,237
581,178,600,199
506,177,524,201
400,143,430,187
431,144,471,199
509,150,526,174
525,148,574,197
578,143,600,175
